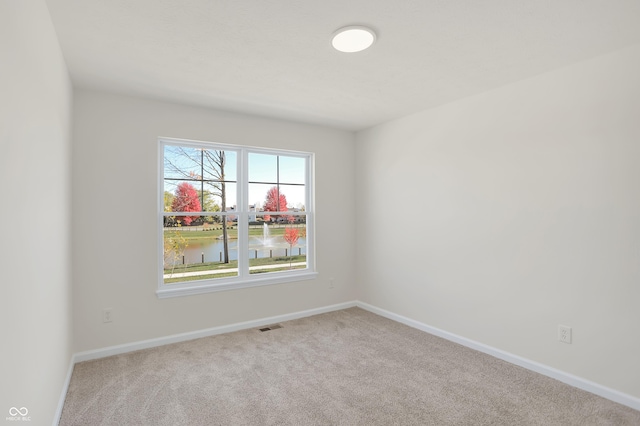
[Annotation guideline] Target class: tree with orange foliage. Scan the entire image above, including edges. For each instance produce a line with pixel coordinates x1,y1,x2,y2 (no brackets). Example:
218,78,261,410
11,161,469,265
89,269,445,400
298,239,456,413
263,186,288,222
283,227,299,269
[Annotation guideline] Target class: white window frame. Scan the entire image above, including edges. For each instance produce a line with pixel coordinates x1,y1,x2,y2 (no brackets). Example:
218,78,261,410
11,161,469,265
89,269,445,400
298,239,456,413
158,137,317,298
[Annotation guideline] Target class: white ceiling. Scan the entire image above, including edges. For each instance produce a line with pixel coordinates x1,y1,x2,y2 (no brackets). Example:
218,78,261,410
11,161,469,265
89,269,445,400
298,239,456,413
46,0,640,131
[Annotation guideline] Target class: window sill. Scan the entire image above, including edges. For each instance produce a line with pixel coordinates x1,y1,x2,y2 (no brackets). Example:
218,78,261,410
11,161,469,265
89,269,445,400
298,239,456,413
156,271,318,299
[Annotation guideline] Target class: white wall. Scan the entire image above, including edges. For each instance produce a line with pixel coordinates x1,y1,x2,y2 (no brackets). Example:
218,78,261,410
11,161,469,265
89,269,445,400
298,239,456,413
0,1,73,424
72,90,356,352
356,44,640,399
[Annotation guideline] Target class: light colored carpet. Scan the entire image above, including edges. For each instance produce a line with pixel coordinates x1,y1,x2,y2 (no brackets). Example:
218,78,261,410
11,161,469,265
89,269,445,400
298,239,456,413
60,308,640,425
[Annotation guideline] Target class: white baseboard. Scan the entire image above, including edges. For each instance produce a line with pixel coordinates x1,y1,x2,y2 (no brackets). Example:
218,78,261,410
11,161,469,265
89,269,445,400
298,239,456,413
356,301,640,412
73,301,357,363
53,357,75,426
61,299,639,417
57,302,354,424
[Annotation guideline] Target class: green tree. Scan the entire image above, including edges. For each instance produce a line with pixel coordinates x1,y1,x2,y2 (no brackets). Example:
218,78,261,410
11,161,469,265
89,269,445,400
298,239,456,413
197,190,221,222
164,191,174,212
163,224,188,277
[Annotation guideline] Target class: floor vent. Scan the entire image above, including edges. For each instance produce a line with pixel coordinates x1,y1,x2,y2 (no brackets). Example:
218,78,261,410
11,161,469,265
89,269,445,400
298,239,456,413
259,324,283,332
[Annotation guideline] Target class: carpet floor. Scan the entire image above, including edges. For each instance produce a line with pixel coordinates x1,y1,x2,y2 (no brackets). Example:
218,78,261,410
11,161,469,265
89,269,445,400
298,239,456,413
60,308,640,425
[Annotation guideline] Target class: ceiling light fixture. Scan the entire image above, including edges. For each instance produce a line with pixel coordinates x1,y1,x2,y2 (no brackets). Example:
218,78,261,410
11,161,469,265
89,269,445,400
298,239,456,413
331,26,376,53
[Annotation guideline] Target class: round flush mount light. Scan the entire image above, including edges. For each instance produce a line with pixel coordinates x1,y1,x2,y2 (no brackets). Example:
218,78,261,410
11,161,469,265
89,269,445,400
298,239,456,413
331,26,376,53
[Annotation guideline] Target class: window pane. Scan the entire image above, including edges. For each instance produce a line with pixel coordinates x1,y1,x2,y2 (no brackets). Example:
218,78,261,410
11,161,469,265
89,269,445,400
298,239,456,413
163,179,203,214
279,156,306,184
248,153,277,183
249,183,277,213
163,216,238,283
164,145,202,181
248,217,307,274
199,187,224,214
202,149,237,182
163,180,236,214
249,183,303,215
165,146,237,183
213,182,237,214
279,184,306,210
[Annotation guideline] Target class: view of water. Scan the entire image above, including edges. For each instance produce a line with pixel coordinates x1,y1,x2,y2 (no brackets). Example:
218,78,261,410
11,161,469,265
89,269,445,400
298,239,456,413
172,236,307,265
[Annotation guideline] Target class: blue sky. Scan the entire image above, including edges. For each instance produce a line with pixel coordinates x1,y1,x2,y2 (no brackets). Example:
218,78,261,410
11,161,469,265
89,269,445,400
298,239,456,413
164,146,306,211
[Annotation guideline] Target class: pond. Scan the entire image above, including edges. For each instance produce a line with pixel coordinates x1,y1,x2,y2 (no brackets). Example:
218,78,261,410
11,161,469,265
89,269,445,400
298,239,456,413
173,236,307,265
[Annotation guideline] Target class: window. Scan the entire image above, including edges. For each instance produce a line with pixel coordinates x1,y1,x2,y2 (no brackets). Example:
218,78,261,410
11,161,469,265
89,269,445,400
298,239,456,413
158,138,316,298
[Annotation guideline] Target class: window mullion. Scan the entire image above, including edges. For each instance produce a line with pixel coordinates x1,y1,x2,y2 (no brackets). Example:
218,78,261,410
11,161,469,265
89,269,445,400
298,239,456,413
305,155,315,271
237,149,249,279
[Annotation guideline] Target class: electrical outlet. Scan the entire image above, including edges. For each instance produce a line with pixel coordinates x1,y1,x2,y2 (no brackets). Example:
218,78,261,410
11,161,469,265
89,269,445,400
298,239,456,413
329,277,335,289
558,325,572,344
103,308,113,323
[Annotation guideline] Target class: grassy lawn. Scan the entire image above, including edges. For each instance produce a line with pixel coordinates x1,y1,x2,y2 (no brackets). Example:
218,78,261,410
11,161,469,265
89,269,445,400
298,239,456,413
163,255,306,284
164,272,238,283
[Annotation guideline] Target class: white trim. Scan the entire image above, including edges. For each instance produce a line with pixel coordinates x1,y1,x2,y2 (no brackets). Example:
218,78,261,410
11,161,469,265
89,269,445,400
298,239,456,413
53,357,75,426
157,271,318,298
158,138,316,298
356,301,640,412
239,149,249,280
60,300,640,418
73,301,356,363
